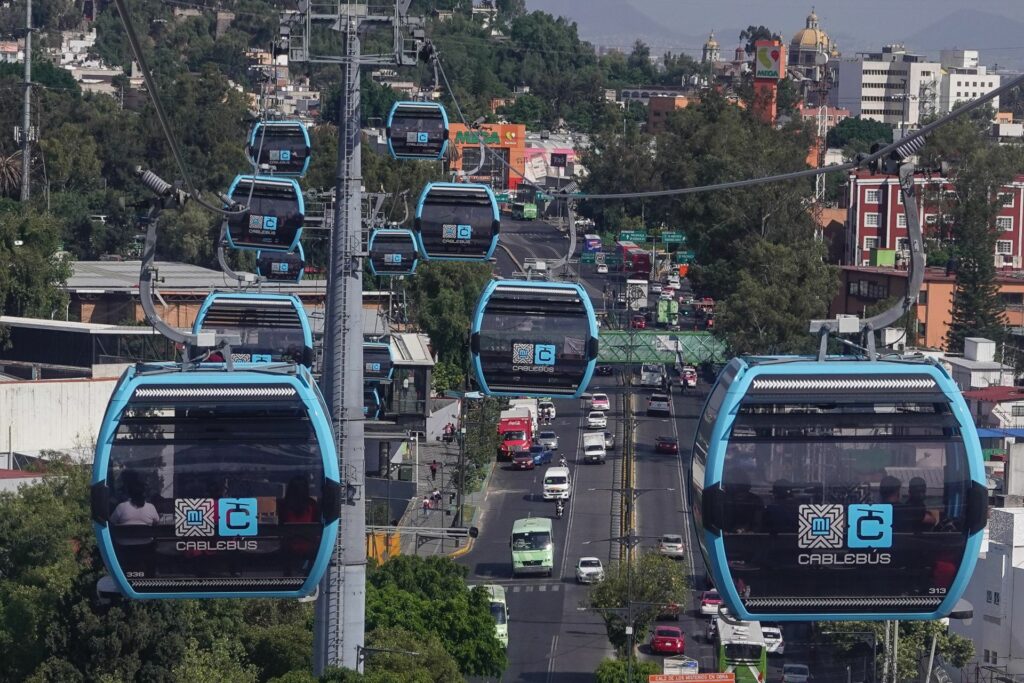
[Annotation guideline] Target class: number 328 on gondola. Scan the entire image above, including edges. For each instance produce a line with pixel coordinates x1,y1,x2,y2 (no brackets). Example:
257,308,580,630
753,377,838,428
90,365,340,599
691,357,987,621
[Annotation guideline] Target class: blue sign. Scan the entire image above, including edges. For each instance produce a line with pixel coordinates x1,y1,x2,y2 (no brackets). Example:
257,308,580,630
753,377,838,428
535,344,556,366
218,498,259,536
848,504,893,548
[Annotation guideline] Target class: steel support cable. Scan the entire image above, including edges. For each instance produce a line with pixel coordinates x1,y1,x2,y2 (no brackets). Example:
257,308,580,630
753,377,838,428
111,0,247,216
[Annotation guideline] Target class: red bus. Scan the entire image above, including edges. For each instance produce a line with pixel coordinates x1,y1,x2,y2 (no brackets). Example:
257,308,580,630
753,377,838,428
615,240,651,278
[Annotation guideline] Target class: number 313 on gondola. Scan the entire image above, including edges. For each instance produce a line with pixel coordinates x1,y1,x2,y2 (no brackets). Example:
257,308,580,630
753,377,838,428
90,365,340,599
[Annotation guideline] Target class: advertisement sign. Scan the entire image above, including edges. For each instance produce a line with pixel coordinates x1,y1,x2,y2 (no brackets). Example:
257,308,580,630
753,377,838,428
755,41,783,80
648,674,734,682
550,152,568,168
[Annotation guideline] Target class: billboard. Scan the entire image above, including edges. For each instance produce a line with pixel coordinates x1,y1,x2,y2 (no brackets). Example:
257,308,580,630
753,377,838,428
754,40,784,80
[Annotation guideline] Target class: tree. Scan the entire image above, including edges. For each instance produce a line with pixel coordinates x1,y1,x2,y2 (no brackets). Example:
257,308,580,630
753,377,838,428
406,262,493,370
594,657,660,683
365,556,506,677
587,552,689,653
821,621,974,682
171,638,259,683
826,116,894,154
920,110,1024,351
0,151,22,198
0,205,71,320
739,25,781,56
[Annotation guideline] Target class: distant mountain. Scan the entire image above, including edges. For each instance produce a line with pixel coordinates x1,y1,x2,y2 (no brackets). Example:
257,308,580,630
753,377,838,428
904,9,1024,70
526,0,677,48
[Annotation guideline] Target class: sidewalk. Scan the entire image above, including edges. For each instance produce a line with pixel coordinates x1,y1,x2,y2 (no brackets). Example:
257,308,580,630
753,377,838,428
394,438,494,558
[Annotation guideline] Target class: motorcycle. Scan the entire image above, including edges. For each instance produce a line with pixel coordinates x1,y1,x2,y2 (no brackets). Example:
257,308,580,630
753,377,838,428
555,500,565,519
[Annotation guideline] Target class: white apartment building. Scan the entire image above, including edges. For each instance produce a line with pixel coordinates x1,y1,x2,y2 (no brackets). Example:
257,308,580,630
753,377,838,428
950,508,1024,679
939,49,1000,116
832,45,940,128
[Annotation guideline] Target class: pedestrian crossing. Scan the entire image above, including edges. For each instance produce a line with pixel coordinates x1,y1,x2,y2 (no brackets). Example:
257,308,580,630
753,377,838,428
472,580,565,593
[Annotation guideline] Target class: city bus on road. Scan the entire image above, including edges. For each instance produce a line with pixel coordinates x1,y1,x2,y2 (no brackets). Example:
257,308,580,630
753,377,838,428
582,234,603,253
511,517,554,577
615,240,651,278
715,618,767,683
512,202,538,220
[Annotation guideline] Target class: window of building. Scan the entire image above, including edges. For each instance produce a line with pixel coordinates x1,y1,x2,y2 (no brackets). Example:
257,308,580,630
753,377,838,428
865,213,880,228
994,591,1001,605
997,240,1013,255
896,237,910,251
1001,193,1015,207
897,214,907,228
984,650,990,663
865,189,880,203
925,213,937,225
992,653,998,665
918,290,928,305
1001,292,1024,307
987,590,993,603
864,236,879,250
997,216,1013,231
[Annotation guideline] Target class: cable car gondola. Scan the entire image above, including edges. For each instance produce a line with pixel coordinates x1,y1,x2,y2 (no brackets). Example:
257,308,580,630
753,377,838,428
225,175,305,252
470,281,598,398
363,342,394,383
415,182,499,262
90,365,340,599
246,121,312,177
386,101,449,160
690,357,987,622
257,244,306,283
368,228,419,276
193,293,313,367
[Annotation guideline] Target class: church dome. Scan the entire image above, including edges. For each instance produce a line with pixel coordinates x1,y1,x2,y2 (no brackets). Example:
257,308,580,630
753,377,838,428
790,8,830,51
704,31,719,49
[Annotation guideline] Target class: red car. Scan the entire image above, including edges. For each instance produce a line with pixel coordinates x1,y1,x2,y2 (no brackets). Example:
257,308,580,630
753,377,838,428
700,589,723,616
650,625,685,655
655,436,679,455
630,314,646,329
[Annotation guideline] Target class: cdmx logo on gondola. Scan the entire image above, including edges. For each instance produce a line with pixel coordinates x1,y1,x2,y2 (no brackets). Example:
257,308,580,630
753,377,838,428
512,343,556,370
174,497,259,551
797,503,893,565
442,223,473,241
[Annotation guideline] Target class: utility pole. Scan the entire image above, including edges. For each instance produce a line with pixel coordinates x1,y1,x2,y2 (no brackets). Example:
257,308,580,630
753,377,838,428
283,1,424,674
18,0,32,201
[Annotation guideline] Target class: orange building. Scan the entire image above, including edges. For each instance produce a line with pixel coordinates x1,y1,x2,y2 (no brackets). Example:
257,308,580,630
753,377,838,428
447,122,527,191
647,96,695,133
830,265,1024,349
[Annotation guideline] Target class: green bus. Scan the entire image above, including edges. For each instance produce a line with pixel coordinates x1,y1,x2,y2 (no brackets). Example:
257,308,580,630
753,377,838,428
715,617,767,683
510,517,553,577
513,202,538,220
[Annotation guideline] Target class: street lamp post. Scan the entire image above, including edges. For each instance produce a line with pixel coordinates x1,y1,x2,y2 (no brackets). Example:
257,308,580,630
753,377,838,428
821,630,878,683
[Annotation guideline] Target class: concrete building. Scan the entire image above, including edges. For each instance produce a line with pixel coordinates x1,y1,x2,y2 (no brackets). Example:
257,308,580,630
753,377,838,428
950,508,1024,680
647,95,696,133
0,39,23,63
938,49,1000,116
832,45,940,128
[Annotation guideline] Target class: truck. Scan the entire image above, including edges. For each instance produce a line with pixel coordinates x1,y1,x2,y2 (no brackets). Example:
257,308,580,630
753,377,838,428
582,431,607,464
497,415,533,460
656,298,679,327
507,398,539,432
625,279,649,311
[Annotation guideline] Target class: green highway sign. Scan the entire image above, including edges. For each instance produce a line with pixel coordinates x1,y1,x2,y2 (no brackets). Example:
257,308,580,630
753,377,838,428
581,252,596,263
675,250,696,264
661,232,685,244
619,230,647,242
605,254,623,265
495,193,511,202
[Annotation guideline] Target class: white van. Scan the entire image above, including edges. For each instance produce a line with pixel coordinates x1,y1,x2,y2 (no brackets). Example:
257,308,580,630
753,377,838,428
543,466,572,500
582,431,607,464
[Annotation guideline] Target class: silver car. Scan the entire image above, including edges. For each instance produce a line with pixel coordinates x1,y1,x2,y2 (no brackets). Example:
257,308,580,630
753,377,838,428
536,430,559,451
575,557,605,584
604,431,616,450
658,533,685,559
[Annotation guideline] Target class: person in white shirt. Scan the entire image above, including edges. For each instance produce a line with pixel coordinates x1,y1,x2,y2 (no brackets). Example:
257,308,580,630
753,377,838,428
111,472,159,543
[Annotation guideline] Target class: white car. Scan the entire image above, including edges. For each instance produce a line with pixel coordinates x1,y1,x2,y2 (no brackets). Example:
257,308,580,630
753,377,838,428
596,263,609,274
538,400,556,420
650,282,663,294
647,394,671,416
761,625,785,655
589,393,610,411
658,533,685,559
575,557,604,584
659,290,674,301
535,430,559,451
586,411,607,429
782,664,811,683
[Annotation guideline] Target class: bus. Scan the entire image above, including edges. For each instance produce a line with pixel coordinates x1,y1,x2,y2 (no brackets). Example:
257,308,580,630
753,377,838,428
513,202,538,220
640,363,665,388
510,517,554,577
615,240,651,278
582,234,603,253
715,618,767,683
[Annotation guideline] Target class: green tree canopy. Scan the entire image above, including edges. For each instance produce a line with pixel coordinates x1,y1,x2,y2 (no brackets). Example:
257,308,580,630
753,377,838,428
825,116,894,154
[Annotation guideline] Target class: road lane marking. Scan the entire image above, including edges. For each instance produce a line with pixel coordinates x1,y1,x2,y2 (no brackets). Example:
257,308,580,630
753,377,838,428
545,635,559,682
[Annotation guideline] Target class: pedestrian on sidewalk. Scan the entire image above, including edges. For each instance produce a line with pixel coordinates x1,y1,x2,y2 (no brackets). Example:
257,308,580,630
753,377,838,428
422,495,432,512
430,460,439,482
432,488,442,509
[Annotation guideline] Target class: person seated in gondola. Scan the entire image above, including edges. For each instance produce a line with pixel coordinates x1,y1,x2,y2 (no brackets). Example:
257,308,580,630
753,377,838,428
723,471,764,534
279,475,320,575
110,470,160,576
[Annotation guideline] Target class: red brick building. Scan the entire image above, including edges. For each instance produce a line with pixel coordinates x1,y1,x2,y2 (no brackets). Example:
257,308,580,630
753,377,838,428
844,169,1024,268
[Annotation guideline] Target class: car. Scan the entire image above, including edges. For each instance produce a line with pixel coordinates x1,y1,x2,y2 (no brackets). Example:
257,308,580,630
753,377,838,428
535,430,559,451
650,282,663,294
630,314,646,329
512,451,536,470
658,533,685,559
782,663,811,683
616,292,626,305
586,411,607,429
647,394,671,416
589,393,610,411
575,557,604,584
650,626,685,655
595,364,614,376
596,263,609,274
603,431,616,450
655,436,679,454
699,589,723,616
659,290,675,301
705,618,717,642
680,366,698,387
529,444,553,466
538,400,556,420
762,625,785,655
